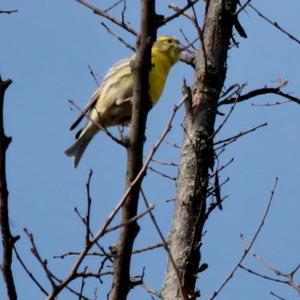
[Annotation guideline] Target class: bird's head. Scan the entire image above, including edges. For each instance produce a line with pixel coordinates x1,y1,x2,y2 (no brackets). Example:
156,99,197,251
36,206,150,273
153,36,183,65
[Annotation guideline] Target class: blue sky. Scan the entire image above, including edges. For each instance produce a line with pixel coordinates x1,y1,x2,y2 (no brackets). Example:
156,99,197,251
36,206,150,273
1,1,300,299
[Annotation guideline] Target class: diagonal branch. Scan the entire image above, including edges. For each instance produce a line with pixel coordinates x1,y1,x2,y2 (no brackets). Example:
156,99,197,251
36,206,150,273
161,0,201,25
249,4,300,45
209,177,279,300
13,246,48,296
75,0,137,36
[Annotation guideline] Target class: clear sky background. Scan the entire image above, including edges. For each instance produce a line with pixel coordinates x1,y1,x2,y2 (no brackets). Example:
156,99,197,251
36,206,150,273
1,1,299,299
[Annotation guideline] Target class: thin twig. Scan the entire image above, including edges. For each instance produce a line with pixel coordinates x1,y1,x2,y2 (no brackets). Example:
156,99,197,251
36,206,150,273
169,2,207,70
241,247,300,295
101,22,135,52
209,158,234,179
79,266,88,300
213,87,242,139
249,4,300,45
209,177,279,300
141,189,185,299
132,243,164,255
24,229,57,289
150,158,178,167
162,0,201,25
239,264,287,284
270,291,286,300
189,2,207,71
88,65,101,87
165,140,181,149
141,281,161,298
236,0,253,15
85,170,93,245
68,99,126,147
75,0,137,36
104,0,125,12
179,29,197,51
148,166,176,181
54,242,164,259
120,0,127,24
251,99,290,107
16,242,91,300
13,246,49,296
214,123,267,150
206,177,230,203
73,206,112,262
104,205,154,234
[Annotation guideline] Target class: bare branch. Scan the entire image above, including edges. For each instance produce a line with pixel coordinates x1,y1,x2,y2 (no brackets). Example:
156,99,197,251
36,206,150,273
0,77,18,300
15,244,91,300
209,177,279,300
219,86,300,106
148,166,176,181
101,22,135,52
24,228,57,289
53,242,164,260
13,246,48,296
68,99,127,147
132,243,164,255
249,4,300,45
75,0,137,36
168,3,206,68
213,87,241,139
85,169,93,245
236,0,253,15
240,247,300,295
270,291,286,300
239,264,287,284
88,65,101,87
104,0,125,13
141,281,161,298
161,0,201,26
0,9,18,14
141,189,184,299
150,158,178,167
104,205,154,234
214,122,268,150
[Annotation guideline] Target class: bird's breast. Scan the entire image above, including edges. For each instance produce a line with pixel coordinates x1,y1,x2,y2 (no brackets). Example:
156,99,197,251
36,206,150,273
149,55,172,104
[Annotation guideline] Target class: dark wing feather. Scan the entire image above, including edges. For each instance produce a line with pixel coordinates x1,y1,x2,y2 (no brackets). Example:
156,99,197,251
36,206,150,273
69,96,98,131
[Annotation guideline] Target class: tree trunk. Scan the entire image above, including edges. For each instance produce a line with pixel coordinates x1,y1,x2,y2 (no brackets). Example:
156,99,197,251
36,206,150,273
161,1,239,299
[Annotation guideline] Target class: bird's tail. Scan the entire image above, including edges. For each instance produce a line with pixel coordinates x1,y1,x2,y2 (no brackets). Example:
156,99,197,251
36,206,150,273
65,130,94,168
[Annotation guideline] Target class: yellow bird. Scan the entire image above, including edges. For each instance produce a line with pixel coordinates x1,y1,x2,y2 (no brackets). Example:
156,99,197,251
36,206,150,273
65,36,182,167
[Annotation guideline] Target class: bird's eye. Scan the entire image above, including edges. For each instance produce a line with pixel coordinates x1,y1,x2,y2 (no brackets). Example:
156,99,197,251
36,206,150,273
167,39,172,43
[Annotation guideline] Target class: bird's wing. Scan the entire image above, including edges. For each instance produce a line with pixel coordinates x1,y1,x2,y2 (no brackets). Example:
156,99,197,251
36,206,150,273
69,91,100,131
69,56,134,131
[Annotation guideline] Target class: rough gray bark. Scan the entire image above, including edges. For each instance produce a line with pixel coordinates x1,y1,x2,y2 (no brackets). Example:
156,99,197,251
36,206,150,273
109,1,157,300
161,1,239,299
0,77,18,300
